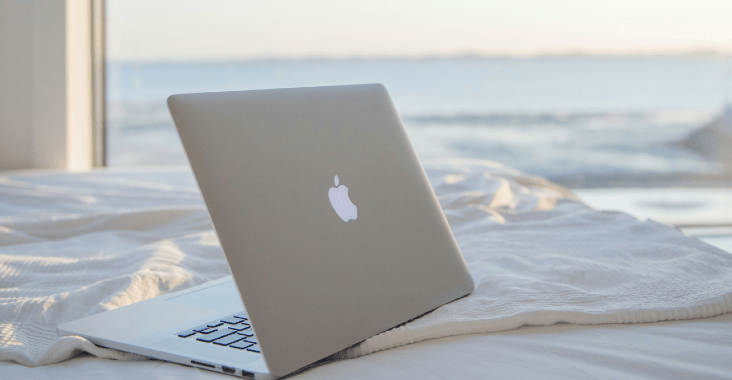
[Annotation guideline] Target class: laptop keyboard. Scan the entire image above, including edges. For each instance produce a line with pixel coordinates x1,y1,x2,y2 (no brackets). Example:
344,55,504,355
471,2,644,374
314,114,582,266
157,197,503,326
177,312,260,353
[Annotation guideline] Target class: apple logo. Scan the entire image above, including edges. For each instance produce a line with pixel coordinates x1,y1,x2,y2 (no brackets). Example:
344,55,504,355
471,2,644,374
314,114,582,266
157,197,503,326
328,175,357,222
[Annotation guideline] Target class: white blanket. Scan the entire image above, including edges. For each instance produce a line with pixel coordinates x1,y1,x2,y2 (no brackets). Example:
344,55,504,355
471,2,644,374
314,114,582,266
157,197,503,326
1,160,731,368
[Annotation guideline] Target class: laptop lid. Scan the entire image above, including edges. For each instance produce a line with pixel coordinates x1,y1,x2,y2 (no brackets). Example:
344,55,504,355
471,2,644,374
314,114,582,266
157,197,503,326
168,84,474,377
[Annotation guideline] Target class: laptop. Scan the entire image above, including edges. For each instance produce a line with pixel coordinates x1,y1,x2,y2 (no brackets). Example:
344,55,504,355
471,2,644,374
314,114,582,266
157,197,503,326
57,84,474,379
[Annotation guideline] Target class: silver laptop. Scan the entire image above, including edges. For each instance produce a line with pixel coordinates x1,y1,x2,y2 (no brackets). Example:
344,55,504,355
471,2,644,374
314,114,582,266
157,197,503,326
58,84,474,379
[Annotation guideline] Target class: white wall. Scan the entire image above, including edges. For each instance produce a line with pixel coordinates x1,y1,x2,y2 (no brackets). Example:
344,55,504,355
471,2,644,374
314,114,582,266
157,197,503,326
0,0,93,171
0,0,34,170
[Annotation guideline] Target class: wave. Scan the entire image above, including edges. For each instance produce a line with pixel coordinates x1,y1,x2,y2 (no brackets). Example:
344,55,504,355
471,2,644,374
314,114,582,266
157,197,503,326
404,110,712,127
108,101,713,131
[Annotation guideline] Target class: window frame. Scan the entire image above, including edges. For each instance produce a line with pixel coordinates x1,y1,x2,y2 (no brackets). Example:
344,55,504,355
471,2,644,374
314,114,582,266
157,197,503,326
92,0,106,167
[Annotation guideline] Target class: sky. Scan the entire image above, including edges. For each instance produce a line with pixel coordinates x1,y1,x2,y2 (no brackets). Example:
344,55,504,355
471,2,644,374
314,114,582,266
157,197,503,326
107,0,732,62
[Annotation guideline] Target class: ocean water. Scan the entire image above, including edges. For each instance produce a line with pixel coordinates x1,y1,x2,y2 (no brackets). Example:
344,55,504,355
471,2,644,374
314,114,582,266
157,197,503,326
107,56,730,187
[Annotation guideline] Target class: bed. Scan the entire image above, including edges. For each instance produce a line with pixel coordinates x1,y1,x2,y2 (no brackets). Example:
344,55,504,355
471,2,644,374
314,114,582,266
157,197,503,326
2,159,731,379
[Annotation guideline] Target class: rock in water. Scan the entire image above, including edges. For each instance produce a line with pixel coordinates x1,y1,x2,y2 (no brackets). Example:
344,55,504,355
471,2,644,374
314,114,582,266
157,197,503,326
679,107,732,165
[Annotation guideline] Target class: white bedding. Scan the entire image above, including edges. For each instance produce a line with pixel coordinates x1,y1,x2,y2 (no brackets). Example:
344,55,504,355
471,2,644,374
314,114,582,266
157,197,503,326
1,160,731,378
4,313,732,379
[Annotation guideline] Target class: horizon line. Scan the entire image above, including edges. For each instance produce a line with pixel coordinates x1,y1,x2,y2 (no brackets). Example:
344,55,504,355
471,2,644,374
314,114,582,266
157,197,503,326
108,49,732,64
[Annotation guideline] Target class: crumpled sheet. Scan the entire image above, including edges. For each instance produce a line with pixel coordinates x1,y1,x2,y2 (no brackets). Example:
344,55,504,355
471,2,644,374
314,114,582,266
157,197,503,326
1,160,731,368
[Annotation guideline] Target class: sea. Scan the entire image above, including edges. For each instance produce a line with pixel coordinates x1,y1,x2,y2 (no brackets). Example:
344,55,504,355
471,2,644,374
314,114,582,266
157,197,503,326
107,55,731,188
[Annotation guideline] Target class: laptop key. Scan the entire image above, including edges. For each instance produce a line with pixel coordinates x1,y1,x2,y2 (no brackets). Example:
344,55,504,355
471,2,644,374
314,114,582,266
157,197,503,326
228,324,251,331
196,329,236,343
212,334,246,346
230,341,254,350
195,327,218,334
220,316,241,324
247,348,260,353
207,321,224,328
177,330,196,338
232,313,248,320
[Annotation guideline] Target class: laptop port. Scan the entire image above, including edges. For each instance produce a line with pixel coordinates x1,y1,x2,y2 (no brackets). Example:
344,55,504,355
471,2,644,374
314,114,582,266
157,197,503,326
241,369,255,378
222,366,235,374
190,360,215,369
